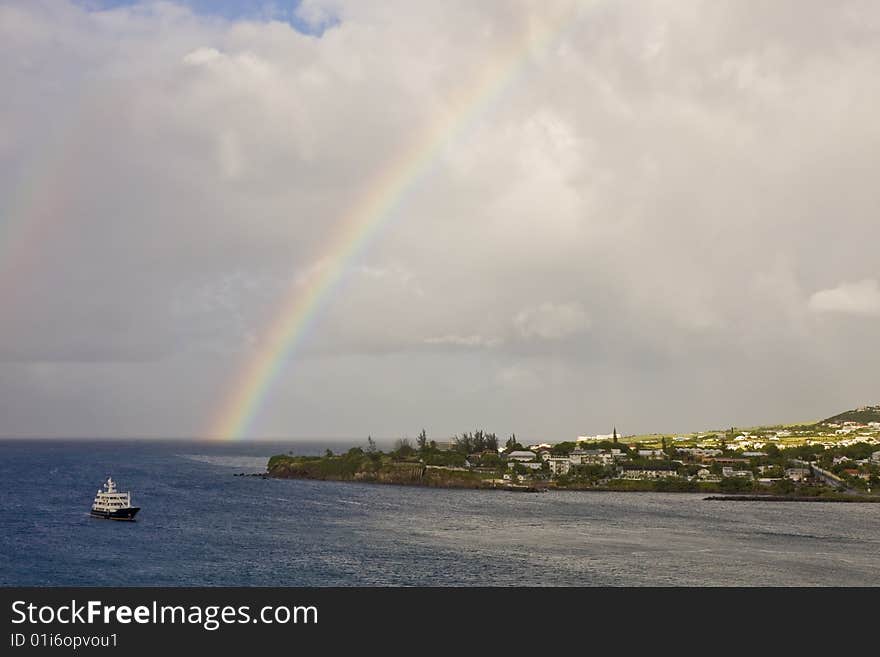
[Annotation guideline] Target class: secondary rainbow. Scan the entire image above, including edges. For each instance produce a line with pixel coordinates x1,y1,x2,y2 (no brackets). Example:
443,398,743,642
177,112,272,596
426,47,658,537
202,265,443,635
209,6,585,440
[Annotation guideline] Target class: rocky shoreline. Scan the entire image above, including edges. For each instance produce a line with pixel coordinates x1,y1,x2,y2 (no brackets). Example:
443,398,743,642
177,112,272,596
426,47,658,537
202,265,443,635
262,469,880,501
704,494,880,503
262,454,880,501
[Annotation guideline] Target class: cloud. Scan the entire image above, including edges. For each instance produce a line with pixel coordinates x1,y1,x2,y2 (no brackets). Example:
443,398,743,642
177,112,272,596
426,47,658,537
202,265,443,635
495,363,543,391
294,0,342,32
217,130,244,179
423,335,501,348
182,46,221,66
514,303,590,340
1,1,880,437
808,279,880,317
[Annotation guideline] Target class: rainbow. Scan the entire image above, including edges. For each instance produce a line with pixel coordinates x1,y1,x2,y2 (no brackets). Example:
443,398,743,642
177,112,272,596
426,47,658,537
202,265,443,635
209,5,585,440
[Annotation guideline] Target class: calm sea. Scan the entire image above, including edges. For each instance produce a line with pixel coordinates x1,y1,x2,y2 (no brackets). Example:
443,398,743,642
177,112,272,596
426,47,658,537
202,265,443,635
1,439,878,586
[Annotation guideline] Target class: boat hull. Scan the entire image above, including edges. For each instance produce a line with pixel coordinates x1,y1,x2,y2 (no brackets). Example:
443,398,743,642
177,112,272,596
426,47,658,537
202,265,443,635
90,507,140,521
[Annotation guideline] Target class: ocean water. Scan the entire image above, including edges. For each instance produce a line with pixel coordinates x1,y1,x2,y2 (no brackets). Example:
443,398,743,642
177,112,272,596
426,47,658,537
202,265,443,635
1,439,878,586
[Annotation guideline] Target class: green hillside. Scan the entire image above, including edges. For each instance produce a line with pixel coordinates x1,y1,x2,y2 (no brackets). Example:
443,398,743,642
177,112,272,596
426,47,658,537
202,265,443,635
822,405,880,425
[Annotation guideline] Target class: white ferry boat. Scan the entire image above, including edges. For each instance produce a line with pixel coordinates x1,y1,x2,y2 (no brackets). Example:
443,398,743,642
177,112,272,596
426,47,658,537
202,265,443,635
90,476,140,521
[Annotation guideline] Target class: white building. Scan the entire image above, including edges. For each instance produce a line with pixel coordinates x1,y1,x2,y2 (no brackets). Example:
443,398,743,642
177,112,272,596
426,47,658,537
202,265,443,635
507,450,537,462
576,432,619,443
785,468,810,482
546,457,571,476
722,466,753,479
677,448,723,459
618,464,678,479
433,441,456,451
573,448,623,465
508,461,543,471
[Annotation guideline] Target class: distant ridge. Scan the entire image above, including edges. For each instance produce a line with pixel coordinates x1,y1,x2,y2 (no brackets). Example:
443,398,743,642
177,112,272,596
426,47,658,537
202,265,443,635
821,405,880,425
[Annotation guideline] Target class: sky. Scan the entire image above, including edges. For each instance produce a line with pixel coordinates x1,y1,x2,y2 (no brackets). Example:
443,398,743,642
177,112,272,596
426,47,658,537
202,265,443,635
1,0,879,441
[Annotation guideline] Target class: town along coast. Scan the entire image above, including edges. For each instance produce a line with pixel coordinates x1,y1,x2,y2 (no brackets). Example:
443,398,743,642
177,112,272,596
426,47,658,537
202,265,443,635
266,417,880,501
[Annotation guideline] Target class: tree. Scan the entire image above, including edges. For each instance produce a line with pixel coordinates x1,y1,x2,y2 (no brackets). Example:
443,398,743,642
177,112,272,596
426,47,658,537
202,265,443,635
551,441,577,455
720,477,752,493
416,429,428,451
485,433,499,452
573,464,606,482
324,448,333,458
474,429,484,452
773,478,795,495
366,436,377,454
393,438,414,458
455,432,473,454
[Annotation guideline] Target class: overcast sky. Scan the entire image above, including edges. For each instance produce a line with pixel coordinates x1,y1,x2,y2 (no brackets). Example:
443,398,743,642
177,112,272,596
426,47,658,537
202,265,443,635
1,0,878,441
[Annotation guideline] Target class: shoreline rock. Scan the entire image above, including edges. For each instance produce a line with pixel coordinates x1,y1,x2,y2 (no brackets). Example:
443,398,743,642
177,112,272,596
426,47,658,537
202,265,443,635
704,494,879,503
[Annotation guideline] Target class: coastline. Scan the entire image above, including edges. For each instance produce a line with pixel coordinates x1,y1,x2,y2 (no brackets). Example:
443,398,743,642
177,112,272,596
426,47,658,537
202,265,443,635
265,456,880,501
704,494,880,503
